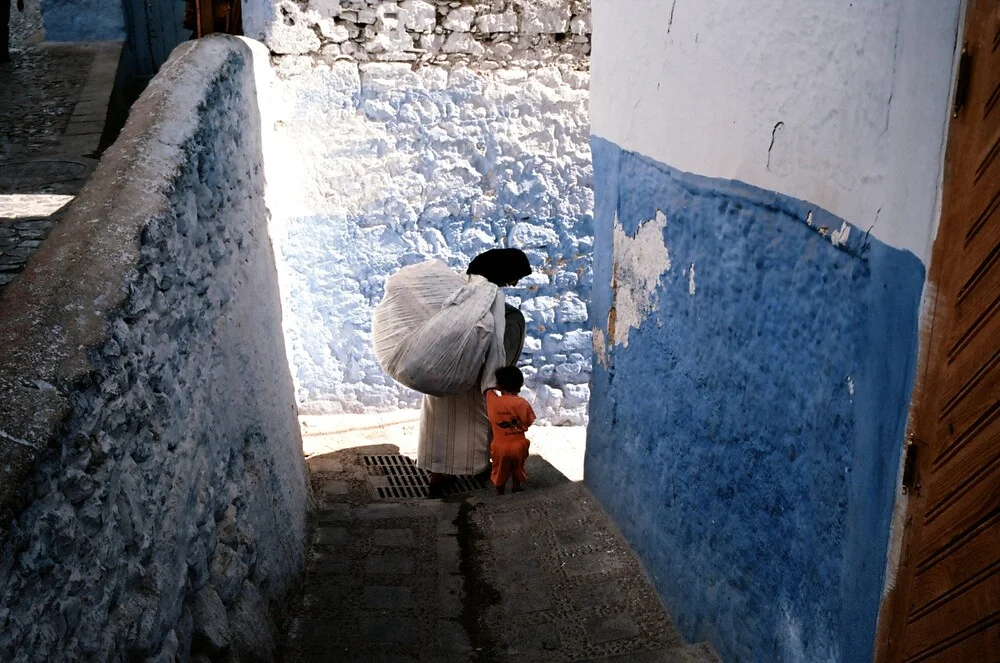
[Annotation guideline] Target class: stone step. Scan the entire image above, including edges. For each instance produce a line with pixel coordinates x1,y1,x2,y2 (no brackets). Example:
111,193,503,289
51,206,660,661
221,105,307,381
286,444,722,663
575,641,721,663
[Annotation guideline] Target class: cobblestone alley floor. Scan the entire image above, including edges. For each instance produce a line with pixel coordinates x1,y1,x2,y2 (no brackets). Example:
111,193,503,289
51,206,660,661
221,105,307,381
1,1,120,289
283,442,719,663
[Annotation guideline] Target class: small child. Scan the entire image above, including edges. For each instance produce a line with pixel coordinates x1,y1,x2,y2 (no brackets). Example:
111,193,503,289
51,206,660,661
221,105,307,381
485,366,536,495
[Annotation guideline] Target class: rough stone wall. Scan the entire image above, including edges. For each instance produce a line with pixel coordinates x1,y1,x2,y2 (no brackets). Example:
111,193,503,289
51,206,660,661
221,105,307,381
247,0,590,68
0,36,308,662
246,0,594,423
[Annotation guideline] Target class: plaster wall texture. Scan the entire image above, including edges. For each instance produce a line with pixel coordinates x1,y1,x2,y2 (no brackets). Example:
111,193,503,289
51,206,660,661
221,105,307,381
590,0,962,265
250,0,594,423
0,37,308,662
585,1,961,662
39,0,125,41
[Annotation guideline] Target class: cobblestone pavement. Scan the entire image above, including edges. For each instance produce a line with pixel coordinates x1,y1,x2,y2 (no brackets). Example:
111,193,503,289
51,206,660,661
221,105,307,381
7,0,43,50
284,445,719,663
1,3,121,293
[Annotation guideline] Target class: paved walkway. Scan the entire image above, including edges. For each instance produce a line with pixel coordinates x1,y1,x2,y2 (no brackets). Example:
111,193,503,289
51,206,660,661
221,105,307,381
284,443,718,662
0,1,120,288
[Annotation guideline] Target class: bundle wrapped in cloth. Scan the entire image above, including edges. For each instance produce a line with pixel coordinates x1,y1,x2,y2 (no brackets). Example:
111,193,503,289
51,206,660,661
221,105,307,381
372,260,506,397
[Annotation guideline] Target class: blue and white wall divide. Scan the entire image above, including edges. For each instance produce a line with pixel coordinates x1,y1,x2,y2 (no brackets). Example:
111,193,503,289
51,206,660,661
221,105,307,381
585,2,963,661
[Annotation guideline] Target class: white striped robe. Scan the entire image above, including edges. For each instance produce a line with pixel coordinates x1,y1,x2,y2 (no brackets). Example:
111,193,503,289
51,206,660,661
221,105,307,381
416,300,526,476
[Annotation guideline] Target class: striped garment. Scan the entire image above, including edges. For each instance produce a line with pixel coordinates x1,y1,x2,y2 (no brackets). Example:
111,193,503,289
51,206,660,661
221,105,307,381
417,305,525,475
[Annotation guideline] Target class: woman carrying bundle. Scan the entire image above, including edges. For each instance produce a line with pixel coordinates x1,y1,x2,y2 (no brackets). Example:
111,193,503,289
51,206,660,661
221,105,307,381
418,248,531,497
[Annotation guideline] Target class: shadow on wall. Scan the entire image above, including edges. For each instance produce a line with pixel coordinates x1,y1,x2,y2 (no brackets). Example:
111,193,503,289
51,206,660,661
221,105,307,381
585,137,924,663
0,35,308,662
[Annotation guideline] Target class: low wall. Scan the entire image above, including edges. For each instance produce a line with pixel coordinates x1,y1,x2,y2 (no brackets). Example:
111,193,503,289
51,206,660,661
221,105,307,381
245,0,590,65
0,36,308,662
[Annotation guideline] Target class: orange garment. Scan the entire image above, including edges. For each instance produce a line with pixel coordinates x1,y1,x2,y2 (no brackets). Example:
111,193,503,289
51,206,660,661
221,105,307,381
485,389,535,487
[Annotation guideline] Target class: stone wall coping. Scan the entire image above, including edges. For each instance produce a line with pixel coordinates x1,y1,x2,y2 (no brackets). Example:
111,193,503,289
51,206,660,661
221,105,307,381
0,35,250,531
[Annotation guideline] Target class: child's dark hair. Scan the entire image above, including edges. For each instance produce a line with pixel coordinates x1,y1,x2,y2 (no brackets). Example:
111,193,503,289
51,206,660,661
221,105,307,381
495,366,524,393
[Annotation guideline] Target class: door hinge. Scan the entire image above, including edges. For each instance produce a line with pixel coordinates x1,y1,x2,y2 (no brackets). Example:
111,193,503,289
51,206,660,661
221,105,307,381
953,41,971,118
902,433,921,495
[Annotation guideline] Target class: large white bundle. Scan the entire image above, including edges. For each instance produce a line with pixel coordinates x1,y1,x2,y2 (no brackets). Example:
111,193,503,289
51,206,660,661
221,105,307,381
372,260,506,397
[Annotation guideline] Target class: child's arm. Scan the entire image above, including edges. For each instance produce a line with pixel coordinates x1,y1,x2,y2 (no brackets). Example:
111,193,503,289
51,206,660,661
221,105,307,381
484,388,498,414
522,400,536,429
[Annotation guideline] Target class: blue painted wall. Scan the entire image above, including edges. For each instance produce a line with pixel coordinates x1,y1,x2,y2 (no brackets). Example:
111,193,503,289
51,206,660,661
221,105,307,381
41,0,125,41
585,136,924,662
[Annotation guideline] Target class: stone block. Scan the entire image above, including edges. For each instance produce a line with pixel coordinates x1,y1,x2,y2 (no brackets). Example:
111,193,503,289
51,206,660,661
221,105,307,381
191,586,231,654
319,20,351,42
361,585,412,609
228,582,278,663
323,480,350,496
517,0,571,34
442,6,475,31
585,613,642,644
365,554,415,575
506,622,561,654
400,0,436,32
502,582,552,615
209,543,250,604
477,12,517,33
359,613,416,643
372,528,415,547
316,526,349,546
442,32,485,55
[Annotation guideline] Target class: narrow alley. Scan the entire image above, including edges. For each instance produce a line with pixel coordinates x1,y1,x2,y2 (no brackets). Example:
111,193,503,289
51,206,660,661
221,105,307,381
2,1,996,662
285,437,717,663
0,0,119,289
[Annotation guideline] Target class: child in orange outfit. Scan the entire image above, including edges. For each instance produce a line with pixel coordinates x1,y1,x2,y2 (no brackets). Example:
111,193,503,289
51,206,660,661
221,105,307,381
485,366,536,495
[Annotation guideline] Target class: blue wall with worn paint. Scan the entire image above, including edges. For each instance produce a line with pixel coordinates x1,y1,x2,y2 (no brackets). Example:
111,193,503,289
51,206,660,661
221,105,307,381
41,0,125,41
584,136,924,662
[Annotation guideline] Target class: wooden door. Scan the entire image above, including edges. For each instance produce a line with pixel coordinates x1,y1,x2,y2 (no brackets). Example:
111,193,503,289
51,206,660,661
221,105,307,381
183,0,243,38
877,1,1000,662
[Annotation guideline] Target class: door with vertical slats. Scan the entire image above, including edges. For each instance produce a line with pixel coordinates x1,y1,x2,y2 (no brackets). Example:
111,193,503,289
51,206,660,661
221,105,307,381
879,1,1000,661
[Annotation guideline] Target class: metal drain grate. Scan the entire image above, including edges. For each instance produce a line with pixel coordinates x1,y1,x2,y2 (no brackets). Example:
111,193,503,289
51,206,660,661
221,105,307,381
362,454,487,500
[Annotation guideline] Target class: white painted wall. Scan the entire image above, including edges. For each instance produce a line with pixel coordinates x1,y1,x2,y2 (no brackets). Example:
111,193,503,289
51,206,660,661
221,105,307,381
261,57,593,423
242,0,595,424
590,0,962,264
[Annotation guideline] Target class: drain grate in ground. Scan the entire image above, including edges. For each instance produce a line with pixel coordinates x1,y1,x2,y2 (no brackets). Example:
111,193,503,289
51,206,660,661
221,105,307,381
362,454,488,499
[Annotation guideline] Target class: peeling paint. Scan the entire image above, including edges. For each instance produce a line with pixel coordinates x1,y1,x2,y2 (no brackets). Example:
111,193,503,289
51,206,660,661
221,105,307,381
592,327,608,368
688,262,696,295
830,222,851,247
609,210,671,347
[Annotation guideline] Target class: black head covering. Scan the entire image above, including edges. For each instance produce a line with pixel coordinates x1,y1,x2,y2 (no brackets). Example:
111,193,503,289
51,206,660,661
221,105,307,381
467,248,532,286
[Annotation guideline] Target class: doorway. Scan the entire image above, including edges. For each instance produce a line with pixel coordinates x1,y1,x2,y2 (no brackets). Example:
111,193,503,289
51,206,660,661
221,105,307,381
877,1,1000,661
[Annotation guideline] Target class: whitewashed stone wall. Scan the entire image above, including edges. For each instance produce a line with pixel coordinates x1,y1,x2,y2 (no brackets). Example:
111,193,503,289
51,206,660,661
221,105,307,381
0,37,308,662
246,0,590,67
249,0,594,424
